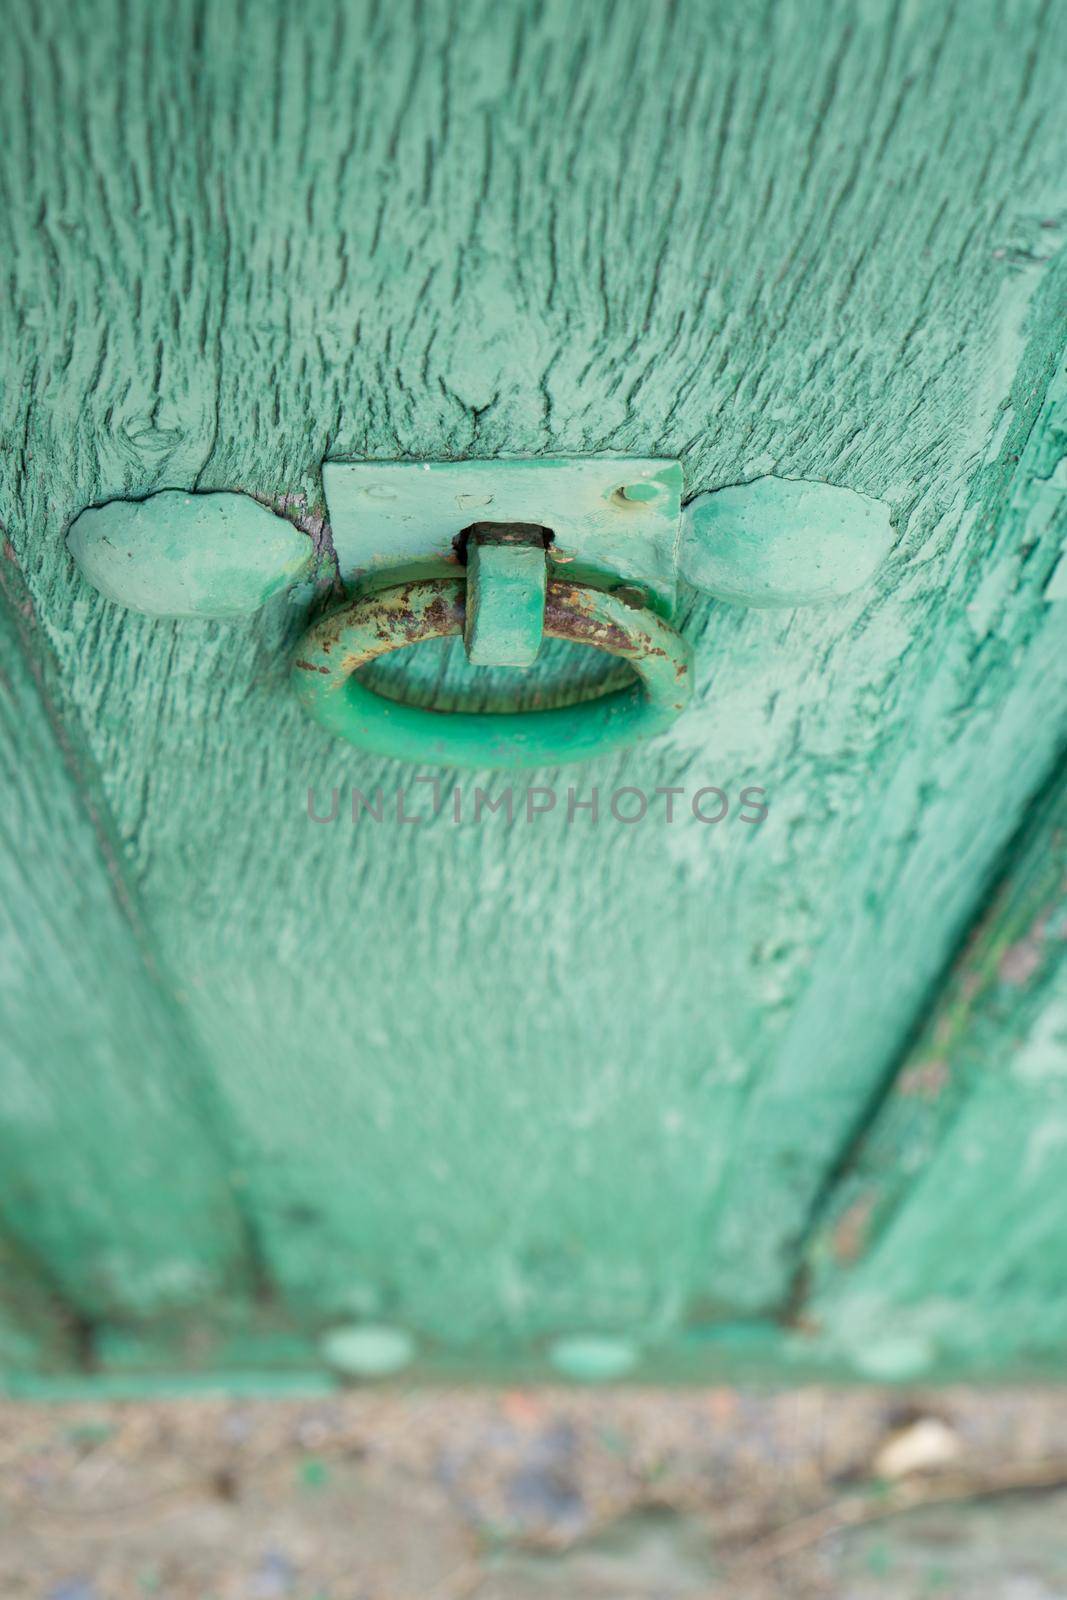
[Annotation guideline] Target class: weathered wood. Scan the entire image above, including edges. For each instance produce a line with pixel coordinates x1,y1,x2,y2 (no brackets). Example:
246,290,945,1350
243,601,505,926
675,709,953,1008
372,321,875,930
0,541,254,1319
1,0,1065,1366
803,762,1067,1379
704,329,1067,1311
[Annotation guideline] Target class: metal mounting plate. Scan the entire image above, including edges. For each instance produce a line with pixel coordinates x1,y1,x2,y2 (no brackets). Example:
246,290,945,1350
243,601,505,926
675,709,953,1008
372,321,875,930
322,457,683,616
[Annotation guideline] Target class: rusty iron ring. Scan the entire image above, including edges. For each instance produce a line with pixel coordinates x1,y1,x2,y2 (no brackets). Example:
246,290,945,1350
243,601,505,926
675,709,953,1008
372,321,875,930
291,576,692,768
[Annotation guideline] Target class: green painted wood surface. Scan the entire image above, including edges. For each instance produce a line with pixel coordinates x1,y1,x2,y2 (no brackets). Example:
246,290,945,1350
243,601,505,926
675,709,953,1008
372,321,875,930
804,761,1067,1381
1,0,1066,1381
0,542,255,1319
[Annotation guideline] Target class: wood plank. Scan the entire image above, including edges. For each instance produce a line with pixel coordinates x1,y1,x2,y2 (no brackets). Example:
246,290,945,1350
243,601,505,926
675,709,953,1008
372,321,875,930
1,0,1066,1356
0,542,254,1320
704,332,1067,1311
803,763,1067,1378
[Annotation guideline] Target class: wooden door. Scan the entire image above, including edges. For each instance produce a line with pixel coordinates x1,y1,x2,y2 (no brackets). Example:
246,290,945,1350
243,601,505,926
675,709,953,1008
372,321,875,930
1,0,1065,1392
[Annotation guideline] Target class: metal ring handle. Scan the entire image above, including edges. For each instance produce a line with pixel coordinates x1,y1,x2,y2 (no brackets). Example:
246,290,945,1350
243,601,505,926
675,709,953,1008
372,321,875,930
292,577,692,769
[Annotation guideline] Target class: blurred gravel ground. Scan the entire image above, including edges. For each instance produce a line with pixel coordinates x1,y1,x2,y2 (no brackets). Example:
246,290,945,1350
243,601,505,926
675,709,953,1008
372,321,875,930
2,1388,1067,1599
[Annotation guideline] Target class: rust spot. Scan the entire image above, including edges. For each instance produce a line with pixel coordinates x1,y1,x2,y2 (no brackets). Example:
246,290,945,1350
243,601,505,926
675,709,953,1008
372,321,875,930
547,593,633,656
897,1058,950,1099
420,595,454,633
294,659,330,674
999,929,1045,987
960,970,984,1002
832,1191,878,1264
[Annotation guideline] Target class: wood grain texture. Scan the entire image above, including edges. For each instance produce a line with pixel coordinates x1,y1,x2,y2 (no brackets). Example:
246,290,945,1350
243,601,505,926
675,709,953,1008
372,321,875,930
1,0,1066,1368
803,759,1067,1379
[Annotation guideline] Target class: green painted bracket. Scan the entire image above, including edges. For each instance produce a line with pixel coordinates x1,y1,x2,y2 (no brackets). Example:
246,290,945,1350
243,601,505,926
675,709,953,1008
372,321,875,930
299,458,691,766
322,457,684,615
294,460,897,764
462,522,549,667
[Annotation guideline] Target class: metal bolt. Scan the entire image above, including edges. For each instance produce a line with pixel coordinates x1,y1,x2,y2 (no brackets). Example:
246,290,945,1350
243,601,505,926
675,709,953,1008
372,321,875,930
616,482,663,504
